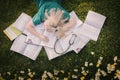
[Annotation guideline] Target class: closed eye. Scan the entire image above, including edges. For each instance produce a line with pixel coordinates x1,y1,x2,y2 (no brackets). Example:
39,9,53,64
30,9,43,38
53,26,57,28
49,25,57,28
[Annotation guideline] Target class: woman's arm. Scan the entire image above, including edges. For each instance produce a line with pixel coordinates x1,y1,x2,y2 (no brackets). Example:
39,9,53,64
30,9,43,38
25,20,49,42
55,16,76,38
62,16,76,32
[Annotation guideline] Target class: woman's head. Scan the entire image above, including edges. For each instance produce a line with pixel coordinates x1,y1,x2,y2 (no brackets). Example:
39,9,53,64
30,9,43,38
44,8,68,32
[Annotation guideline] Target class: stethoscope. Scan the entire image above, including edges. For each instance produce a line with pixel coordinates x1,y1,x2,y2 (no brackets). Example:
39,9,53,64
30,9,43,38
54,33,77,54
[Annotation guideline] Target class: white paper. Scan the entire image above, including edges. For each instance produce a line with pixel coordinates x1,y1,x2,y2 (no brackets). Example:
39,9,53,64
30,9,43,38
25,35,41,45
41,31,57,48
44,41,64,60
59,32,90,54
59,34,74,52
78,11,106,41
25,23,45,45
10,35,28,54
66,11,83,34
71,34,90,53
78,23,100,41
13,12,32,31
85,11,106,29
10,34,42,60
70,11,83,29
23,44,42,60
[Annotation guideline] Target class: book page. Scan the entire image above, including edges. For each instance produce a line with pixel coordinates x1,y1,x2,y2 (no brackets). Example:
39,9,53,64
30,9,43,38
66,11,83,35
79,11,106,41
23,44,42,60
25,23,45,45
10,25,22,35
71,35,90,53
10,35,27,54
85,11,106,29
44,40,63,60
13,12,32,31
59,34,74,52
78,23,100,41
10,34,42,60
59,33,90,54
44,47,59,60
60,25,90,54
23,23,44,35
40,31,57,48
25,35,41,46
3,24,22,41
70,11,83,29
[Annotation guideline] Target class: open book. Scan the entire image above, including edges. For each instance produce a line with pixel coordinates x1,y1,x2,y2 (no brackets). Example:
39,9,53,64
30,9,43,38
78,11,106,41
10,34,42,60
3,12,32,41
3,24,22,41
13,13,32,31
4,12,42,60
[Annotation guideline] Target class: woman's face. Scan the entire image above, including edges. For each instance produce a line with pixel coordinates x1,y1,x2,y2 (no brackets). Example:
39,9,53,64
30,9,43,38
44,8,66,32
44,19,58,32
44,19,64,33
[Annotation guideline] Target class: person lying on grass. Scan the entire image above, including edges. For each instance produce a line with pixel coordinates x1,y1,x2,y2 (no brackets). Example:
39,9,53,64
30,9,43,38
26,0,76,42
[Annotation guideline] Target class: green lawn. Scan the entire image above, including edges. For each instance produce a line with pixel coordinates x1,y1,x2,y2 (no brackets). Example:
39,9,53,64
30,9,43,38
0,0,120,80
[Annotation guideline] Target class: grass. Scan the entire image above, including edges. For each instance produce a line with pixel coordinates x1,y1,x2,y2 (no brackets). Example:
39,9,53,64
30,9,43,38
0,0,120,79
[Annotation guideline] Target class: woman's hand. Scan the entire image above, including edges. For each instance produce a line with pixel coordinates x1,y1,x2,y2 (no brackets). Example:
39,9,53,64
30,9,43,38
26,20,49,42
55,27,65,39
62,16,76,32
44,20,54,32
40,35,49,42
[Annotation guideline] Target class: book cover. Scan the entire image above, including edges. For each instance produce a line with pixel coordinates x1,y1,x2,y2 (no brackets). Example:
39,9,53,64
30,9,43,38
3,12,31,41
3,24,22,41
